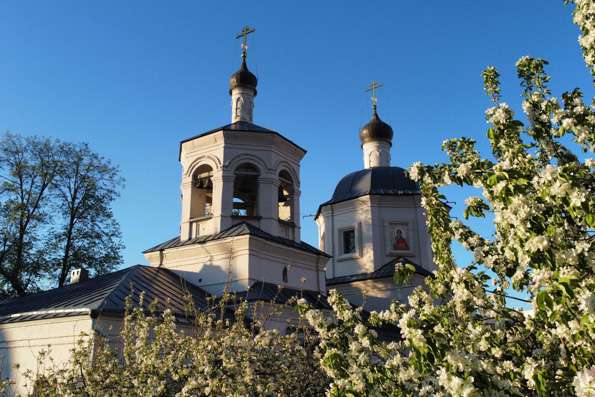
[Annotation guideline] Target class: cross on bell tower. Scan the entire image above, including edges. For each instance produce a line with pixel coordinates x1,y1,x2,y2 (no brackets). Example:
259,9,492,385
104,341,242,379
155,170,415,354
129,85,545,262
236,25,256,61
365,80,383,114
230,26,258,123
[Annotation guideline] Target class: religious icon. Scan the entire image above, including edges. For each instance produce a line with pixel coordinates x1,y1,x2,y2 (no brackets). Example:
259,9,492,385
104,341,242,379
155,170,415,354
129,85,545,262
392,225,410,251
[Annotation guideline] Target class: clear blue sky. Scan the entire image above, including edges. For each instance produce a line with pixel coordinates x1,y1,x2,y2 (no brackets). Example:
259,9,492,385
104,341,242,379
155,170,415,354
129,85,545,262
0,1,591,276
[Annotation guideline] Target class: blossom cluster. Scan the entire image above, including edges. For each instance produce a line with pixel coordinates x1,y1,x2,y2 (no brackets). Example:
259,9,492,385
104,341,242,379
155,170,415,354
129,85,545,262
304,3,594,395
11,294,329,396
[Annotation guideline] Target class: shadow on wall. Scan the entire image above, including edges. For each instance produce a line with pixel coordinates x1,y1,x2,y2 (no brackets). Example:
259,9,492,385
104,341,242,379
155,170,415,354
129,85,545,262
171,264,241,296
0,328,13,396
331,275,424,313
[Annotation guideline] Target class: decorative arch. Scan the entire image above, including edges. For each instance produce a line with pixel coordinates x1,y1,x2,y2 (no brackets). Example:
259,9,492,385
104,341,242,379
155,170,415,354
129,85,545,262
189,163,214,220
225,153,270,175
232,162,261,217
277,169,294,222
272,160,299,187
185,154,222,178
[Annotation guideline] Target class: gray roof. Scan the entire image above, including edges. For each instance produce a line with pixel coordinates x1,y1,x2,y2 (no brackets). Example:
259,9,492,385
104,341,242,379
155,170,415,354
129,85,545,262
179,121,306,160
326,257,433,286
232,281,330,310
143,221,330,258
0,265,211,324
316,166,420,218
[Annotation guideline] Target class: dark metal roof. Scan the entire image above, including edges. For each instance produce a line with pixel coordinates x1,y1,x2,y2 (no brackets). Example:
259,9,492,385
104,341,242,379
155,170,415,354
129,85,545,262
179,121,306,160
326,257,433,286
143,221,330,258
359,111,394,144
229,59,258,95
0,265,211,324
316,166,420,218
232,281,330,310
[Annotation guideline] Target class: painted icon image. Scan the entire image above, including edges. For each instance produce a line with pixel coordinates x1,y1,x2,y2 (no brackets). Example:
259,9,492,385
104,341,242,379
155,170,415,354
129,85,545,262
392,225,410,251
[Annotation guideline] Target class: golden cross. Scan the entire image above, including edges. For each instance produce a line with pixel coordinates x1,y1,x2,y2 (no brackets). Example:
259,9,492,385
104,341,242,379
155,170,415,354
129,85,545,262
365,80,383,112
236,26,256,59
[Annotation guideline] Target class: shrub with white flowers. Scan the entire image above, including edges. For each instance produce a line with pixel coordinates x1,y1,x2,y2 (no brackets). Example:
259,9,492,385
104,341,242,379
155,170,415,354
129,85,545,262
16,294,328,396
303,2,594,396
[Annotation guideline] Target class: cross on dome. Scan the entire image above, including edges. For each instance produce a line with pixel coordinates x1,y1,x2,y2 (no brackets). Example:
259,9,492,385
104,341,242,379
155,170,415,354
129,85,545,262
236,25,256,60
365,80,383,113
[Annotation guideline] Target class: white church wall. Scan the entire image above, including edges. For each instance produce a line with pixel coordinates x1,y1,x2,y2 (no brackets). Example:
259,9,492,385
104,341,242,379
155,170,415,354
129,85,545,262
369,195,435,272
144,236,252,295
248,239,327,294
180,132,224,240
145,234,328,296
317,198,375,279
328,273,426,312
0,315,93,396
318,194,435,284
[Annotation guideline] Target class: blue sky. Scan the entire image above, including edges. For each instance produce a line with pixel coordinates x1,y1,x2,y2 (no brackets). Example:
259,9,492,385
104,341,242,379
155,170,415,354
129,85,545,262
0,1,591,281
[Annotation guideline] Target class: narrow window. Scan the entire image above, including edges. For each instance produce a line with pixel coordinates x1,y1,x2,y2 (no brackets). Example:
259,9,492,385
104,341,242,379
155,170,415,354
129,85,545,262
342,228,356,255
282,266,288,283
233,163,260,217
278,170,294,222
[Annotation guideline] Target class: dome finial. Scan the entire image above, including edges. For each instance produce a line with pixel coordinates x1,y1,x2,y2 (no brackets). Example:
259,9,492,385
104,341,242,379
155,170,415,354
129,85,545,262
230,26,258,122
365,80,383,116
359,80,393,168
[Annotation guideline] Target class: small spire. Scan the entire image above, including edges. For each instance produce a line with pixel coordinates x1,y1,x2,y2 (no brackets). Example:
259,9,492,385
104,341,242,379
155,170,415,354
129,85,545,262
365,80,383,115
236,26,256,63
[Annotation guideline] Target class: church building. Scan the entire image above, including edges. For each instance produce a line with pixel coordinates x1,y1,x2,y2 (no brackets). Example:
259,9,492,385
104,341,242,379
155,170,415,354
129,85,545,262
0,28,434,395
316,89,435,311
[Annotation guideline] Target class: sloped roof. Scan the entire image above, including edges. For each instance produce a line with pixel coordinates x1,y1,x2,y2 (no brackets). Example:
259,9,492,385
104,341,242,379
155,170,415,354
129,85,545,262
0,265,211,324
232,281,330,310
143,221,330,258
326,257,433,286
179,121,306,159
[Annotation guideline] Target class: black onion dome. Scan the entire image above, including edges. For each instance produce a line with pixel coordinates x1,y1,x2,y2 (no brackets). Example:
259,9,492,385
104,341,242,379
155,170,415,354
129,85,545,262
359,111,393,145
327,167,419,205
229,59,258,95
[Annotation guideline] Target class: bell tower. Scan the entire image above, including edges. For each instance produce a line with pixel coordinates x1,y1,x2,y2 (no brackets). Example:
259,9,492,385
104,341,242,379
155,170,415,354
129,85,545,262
178,27,305,241
145,27,329,297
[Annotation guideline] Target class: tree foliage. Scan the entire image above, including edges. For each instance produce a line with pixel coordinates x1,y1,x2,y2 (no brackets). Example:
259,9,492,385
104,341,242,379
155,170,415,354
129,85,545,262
16,295,328,397
0,133,124,296
303,2,594,396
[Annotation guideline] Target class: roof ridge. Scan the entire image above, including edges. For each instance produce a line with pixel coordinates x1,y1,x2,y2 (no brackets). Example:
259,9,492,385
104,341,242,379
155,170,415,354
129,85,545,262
143,221,329,257
94,265,145,313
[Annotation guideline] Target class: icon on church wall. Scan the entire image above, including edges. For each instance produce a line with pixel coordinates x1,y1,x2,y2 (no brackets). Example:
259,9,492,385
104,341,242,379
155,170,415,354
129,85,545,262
390,223,410,252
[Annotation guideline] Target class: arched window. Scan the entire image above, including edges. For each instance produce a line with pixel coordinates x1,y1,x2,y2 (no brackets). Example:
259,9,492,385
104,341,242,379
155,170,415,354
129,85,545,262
233,163,259,217
278,170,294,222
191,164,213,218
282,266,288,283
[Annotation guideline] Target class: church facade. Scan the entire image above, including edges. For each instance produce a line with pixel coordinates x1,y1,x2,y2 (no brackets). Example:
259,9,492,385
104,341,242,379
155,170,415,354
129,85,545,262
0,30,434,395
316,98,435,311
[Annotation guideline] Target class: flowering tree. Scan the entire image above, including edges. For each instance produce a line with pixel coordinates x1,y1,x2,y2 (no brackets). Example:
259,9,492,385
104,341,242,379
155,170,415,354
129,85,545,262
303,2,594,396
15,296,328,396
